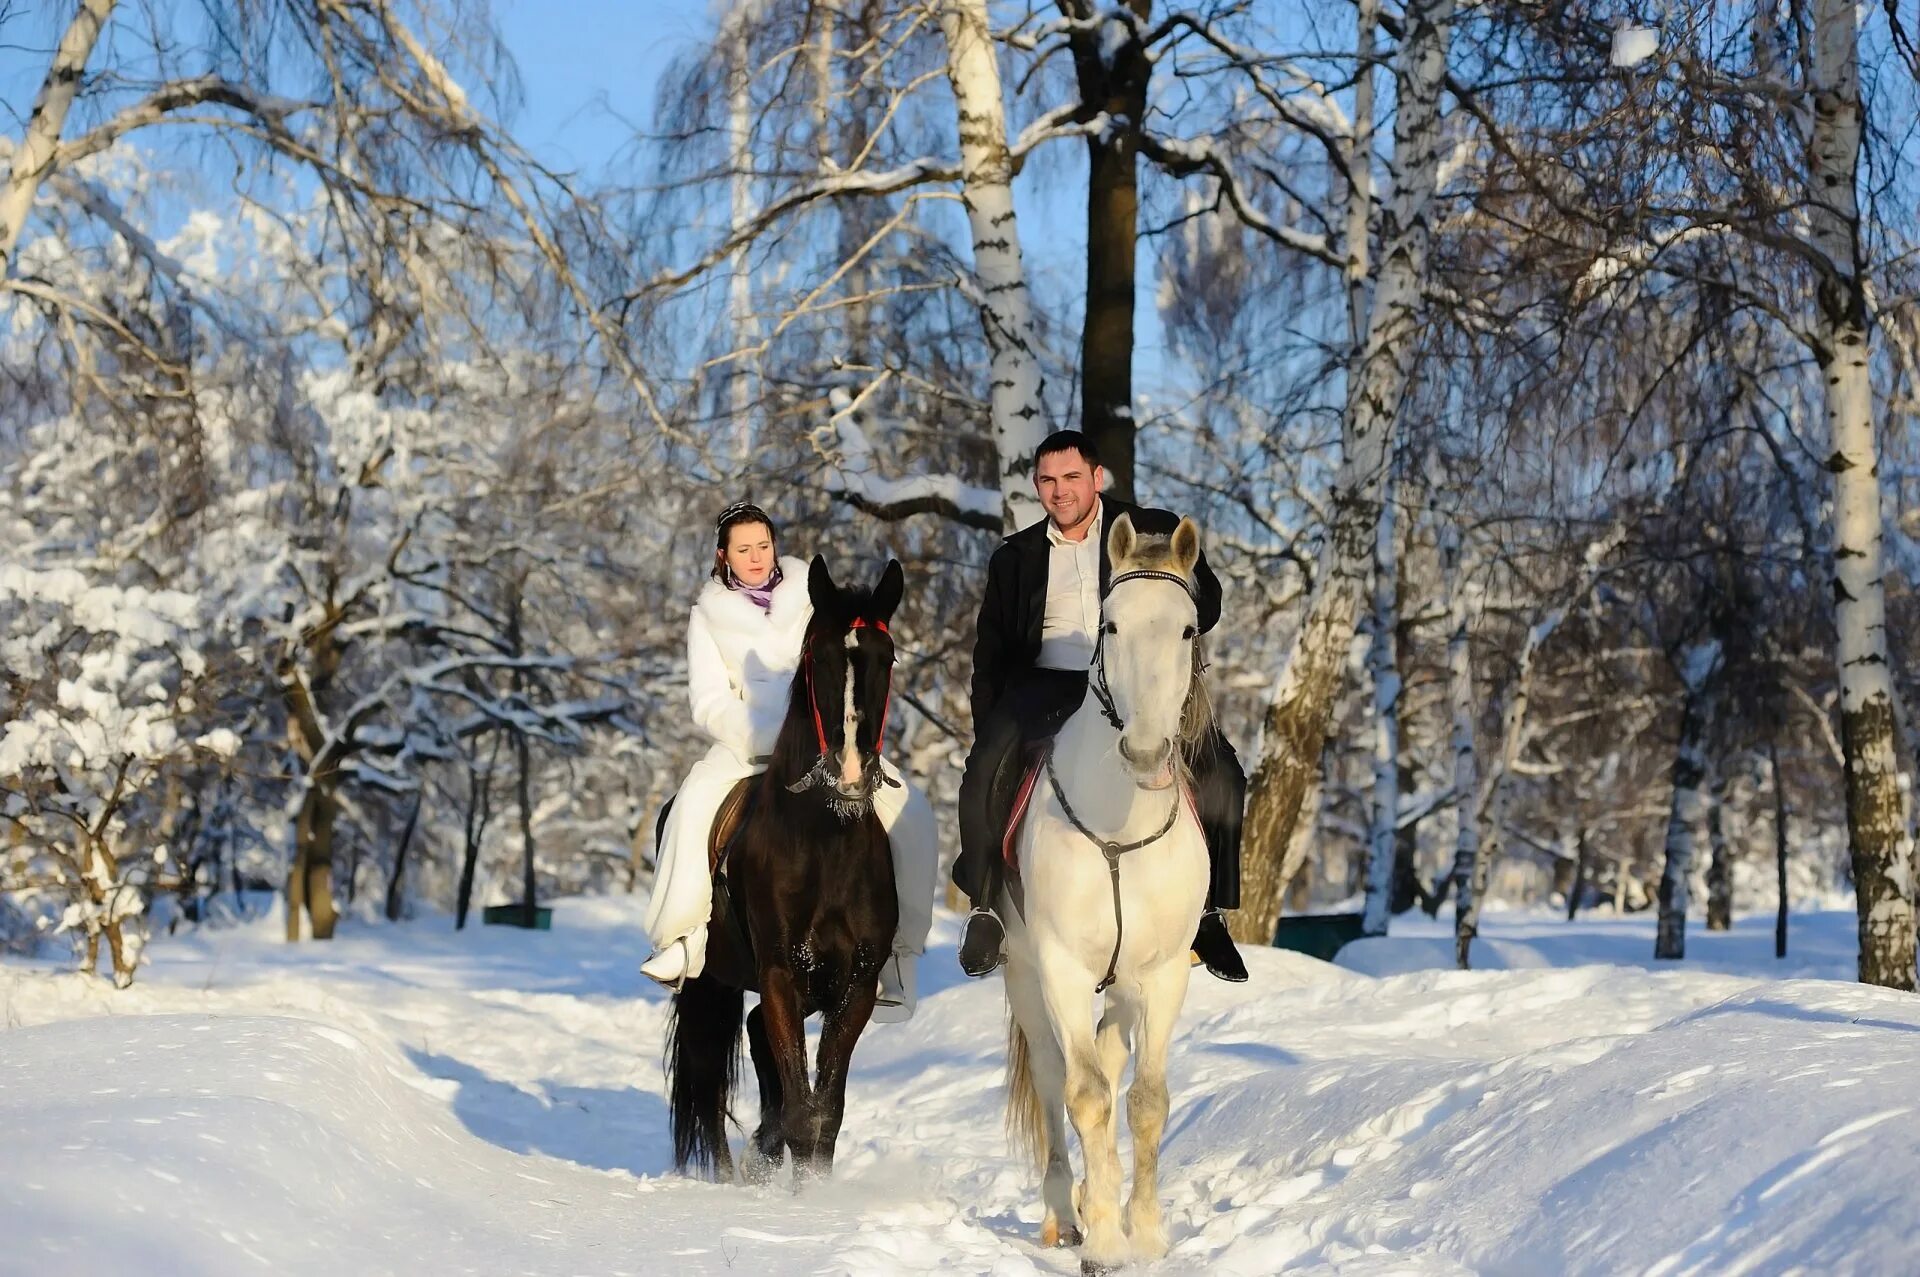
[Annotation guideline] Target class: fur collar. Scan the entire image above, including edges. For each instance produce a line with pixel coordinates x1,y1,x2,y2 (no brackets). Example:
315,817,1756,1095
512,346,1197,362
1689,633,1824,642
694,554,812,638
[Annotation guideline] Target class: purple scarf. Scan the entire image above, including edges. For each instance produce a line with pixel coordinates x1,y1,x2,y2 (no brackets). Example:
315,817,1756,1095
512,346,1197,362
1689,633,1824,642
734,563,783,613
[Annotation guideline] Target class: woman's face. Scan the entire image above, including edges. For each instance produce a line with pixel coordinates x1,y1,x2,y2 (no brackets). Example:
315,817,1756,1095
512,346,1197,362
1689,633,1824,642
723,521,776,589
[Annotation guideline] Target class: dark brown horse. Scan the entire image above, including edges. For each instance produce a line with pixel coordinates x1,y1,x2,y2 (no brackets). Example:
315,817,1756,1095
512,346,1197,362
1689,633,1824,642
666,556,903,1184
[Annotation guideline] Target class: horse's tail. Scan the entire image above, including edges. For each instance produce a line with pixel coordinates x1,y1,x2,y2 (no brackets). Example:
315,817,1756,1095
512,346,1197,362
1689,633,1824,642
667,974,743,1177
1005,1012,1048,1171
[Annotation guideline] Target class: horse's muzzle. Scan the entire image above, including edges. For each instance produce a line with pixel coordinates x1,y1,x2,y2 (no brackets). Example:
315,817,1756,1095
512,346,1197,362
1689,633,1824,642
1118,736,1175,788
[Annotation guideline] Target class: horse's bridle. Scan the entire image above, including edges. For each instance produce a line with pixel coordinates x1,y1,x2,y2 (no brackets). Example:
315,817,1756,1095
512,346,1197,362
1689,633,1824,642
802,616,892,756
1086,567,1200,735
1054,565,1201,992
788,615,898,816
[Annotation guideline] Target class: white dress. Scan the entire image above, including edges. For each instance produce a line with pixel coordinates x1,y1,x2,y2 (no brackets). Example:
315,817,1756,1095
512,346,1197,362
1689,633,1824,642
643,556,936,980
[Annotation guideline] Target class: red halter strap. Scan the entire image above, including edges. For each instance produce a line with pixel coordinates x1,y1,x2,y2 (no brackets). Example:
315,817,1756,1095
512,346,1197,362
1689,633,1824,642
850,617,893,742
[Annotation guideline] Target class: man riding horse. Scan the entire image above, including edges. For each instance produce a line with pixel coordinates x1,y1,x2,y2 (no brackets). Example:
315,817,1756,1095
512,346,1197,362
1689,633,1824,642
954,430,1248,983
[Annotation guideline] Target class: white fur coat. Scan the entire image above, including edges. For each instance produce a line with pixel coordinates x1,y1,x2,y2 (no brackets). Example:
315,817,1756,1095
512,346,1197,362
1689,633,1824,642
687,555,812,765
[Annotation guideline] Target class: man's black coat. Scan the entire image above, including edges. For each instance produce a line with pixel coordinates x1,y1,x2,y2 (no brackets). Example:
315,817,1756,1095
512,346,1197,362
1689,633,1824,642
969,498,1223,722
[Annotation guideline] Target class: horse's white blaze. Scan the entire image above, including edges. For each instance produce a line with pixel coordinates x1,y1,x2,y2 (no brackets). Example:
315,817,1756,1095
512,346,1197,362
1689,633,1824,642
838,657,862,787
1001,517,1211,1269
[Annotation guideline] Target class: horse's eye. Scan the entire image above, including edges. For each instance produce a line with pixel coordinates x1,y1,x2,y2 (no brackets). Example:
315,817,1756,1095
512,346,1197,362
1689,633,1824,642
1102,621,1117,636
1182,625,1197,641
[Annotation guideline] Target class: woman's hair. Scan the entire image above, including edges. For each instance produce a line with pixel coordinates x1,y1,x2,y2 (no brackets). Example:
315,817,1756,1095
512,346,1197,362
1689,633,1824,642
712,501,778,584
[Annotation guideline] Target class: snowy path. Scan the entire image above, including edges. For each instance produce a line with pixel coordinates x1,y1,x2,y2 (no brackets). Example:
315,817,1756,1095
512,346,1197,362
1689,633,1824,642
5,901,1920,1274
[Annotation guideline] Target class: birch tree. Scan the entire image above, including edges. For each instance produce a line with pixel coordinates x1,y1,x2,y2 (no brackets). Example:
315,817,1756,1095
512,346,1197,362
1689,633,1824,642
938,0,1048,531
1234,0,1454,943
1655,640,1724,961
1807,0,1915,989
1361,458,1401,936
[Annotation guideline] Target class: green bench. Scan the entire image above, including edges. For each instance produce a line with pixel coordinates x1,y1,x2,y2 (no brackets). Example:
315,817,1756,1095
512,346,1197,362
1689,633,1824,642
1270,911,1366,963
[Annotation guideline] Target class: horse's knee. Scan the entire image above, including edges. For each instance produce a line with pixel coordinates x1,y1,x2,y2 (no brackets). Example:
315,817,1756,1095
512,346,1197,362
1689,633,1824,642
1066,1075,1112,1138
1128,1073,1169,1125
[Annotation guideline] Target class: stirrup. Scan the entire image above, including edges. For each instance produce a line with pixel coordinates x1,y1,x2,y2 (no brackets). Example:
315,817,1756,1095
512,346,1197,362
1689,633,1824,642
873,951,917,1024
640,936,691,993
958,908,1006,978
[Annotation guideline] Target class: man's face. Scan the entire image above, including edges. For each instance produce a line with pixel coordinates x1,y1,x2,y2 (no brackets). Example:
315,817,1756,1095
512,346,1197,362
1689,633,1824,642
1034,448,1102,533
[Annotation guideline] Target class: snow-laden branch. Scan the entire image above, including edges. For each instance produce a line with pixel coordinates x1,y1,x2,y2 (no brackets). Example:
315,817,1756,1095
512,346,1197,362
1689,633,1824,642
811,382,1000,531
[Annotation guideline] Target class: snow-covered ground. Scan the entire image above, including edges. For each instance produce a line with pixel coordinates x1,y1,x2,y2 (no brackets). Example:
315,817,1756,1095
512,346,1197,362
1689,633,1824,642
5,900,1919,1275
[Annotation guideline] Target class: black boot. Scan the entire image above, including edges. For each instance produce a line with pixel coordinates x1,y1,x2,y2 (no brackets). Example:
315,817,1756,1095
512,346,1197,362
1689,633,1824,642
1191,910,1248,983
958,908,1006,977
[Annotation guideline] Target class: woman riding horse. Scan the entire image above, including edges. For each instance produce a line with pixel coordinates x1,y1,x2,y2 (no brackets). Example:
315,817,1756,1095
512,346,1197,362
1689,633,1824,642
641,502,935,1019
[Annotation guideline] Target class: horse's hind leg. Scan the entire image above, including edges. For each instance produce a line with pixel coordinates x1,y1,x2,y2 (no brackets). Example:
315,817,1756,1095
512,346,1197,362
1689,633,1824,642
1123,957,1190,1261
1006,959,1077,1247
743,1004,784,1185
1037,951,1127,1272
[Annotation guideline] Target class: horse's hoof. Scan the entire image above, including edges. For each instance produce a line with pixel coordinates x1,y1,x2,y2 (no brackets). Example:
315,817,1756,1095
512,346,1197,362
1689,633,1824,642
1080,1261,1118,1277
741,1149,780,1187
1041,1219,1084,1249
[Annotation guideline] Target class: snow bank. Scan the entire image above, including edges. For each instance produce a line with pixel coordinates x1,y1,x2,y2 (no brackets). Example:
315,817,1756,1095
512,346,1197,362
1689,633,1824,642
5,900,1920,1274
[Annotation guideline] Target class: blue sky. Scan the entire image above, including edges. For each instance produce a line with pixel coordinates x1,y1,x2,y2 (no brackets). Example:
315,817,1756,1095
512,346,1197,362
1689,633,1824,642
491,0,711,178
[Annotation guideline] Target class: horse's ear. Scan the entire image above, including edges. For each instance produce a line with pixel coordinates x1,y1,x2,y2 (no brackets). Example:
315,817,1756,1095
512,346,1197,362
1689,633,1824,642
872,559,904,622
1107,512,1137,568
808,555,836,607
1171,517,1201,576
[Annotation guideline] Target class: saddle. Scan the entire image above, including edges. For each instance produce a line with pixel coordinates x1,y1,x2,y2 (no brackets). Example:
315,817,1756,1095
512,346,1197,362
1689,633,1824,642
708,776,758,875
709,776,762,991
1001,743,1051,874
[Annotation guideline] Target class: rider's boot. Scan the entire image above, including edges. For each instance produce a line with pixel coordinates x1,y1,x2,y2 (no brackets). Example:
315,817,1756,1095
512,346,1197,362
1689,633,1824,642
1191,909,1248,983
641,927,704,992
958,907,1006,977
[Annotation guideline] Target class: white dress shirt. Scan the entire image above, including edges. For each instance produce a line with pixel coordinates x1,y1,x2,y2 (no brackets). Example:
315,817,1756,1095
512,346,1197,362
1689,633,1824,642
1036,500,1105,672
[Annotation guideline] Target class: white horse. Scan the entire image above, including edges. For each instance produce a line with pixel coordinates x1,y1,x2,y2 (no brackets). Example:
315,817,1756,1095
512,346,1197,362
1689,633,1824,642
1001,512,1213,1273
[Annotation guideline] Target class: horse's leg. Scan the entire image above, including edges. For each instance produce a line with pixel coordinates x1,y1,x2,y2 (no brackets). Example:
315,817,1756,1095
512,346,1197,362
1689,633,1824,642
1122,956,1190,1261
1037,946,1127,1272
1094,996,1137,1165
756,965,817,1184
1005,957,1078,1247
743,1003,785,1185
806,971,879,1180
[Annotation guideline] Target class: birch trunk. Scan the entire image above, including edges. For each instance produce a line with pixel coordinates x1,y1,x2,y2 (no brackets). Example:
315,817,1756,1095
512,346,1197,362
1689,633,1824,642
1234,0,1452,943
937,0,1047,533
1361,460,1400,936
1344,0,1379,349
0,0,117,278
1656,641,1722,961
1457,614,1552,968
1770,735,1790,959
1441,519,1479,953
1705,763,1733,931
1808,0,1915,990
727,9,758,465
